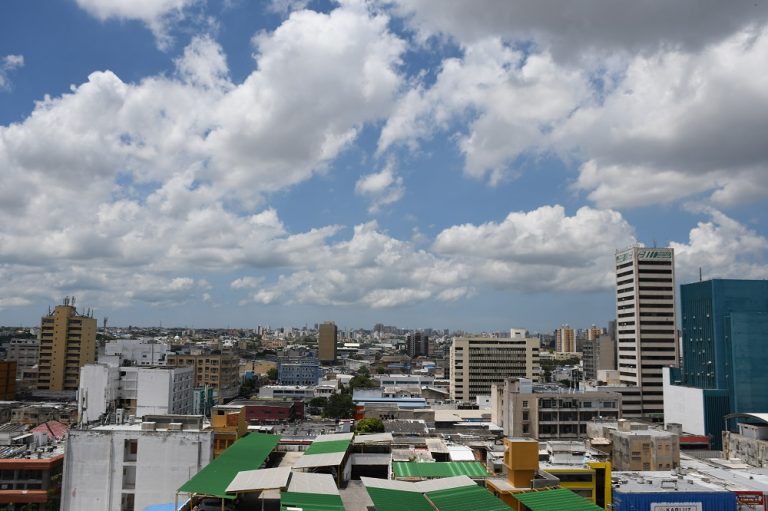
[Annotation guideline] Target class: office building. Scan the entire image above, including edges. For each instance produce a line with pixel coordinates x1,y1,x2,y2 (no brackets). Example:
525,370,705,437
664,279,768,449
61,416,212,511
587,325,603,341
450,336,539,401
4,338,39,378
406,331,429,358
278,359,322,386
615,246,678,419
582,334,617,380
318,321,338,364
491,378,620,439
555,325,575,353
166,352,239,401
37,298,97,393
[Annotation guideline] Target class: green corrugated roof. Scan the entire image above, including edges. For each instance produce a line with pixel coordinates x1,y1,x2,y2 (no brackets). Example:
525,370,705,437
304,438,351,455
280,491,345,511
426,484,512,511
514,488,603,511
178,433,280,499
365,487,435,511
393,461,489,479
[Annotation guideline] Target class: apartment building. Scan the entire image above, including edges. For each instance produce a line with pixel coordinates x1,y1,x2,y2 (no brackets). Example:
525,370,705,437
450,336,539,401
4,338,39,378
166,352,240,401
318,321,338,364
588,419,680,471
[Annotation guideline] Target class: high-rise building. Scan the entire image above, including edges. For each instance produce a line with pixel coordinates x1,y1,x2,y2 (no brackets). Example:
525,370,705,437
318,321,337,365
555,325,575,353
166,352,240,401
664,279,768,448
450,336,539,401
37,298,97,393
405,332,429,358
615,246,678,419
582,334,617,380
587,325,603,341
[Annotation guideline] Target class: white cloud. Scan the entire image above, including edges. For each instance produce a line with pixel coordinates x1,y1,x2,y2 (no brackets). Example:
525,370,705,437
0,54,24,91
672,210,768,284
74,0,200,49
355,162,404,213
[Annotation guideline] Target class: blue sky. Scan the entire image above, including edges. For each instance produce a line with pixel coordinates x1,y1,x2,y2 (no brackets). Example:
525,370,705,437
1,0,767,332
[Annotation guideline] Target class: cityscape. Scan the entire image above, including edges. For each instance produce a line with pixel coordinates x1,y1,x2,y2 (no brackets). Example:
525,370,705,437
1,1,768,511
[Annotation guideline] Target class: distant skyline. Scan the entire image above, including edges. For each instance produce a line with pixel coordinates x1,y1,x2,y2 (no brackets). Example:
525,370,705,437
1,1,767,332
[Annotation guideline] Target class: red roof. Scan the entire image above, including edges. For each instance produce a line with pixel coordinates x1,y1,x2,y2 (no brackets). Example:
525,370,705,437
30,420,69,440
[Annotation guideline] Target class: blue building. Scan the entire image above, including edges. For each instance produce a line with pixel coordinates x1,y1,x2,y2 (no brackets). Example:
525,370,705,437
664,279,768,449
278,359,322,386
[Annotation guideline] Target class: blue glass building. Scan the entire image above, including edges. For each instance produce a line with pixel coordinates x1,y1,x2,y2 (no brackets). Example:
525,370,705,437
677,279,768,448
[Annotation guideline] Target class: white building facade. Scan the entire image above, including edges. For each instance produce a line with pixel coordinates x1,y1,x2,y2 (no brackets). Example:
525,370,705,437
615,246,678,419
104,338,170,366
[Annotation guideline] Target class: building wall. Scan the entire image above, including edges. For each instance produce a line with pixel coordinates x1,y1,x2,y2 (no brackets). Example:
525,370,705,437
0,455,64,508
662,367,706,436
5,339,39,378
615,247,678,419
278,361,321,386
133,367,193,418
62,427,213,511
318,322,338,364
723,430,768,468
166,353,240,401
38,303,97,392
0,361,16,400
78,363,120,424
450,337,539,401
104,339,169,366
555,326,575,353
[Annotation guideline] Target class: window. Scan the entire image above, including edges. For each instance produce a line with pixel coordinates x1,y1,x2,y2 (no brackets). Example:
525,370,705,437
522,400,528,408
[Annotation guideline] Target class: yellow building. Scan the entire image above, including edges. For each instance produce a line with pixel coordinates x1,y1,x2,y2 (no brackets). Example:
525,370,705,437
37,299,97,392
211,405,247,457
318,321,337,365
541,461,611,508
555,325,575,353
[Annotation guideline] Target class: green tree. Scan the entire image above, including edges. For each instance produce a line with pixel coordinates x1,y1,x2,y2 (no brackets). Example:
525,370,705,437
267,367,278,381
323,393,353,419
355,418,384,433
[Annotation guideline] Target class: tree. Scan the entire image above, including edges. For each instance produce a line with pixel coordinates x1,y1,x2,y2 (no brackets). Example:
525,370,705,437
355,418,384,434
309,397,328,408
323,393,353,419
267,367,278,381
349,367,377,390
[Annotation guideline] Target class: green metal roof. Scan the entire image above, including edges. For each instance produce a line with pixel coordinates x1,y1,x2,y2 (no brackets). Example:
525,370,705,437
393,461,489,479
426,484,512,511
513,488,604,511
365,487,435,511
304,438,351,455
178,433,280,499
280,491,345,511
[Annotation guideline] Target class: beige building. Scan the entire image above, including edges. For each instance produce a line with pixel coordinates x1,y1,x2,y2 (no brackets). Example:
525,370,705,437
450,336,539,401
37,299,97,392
5,338,39,379
491,378,620,440
555,325,575,353
587,325,603,341
615,246,678,419
318,321,338,365
587,419,679,471
166,352,240,401
582,334,616,380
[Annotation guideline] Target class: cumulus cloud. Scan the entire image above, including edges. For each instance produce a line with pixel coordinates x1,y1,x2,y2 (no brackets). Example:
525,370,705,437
355,162,404,213
0,54,24,91
74,0,200,49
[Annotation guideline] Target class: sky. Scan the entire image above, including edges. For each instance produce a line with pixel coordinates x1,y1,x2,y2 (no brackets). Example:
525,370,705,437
1,0,767,332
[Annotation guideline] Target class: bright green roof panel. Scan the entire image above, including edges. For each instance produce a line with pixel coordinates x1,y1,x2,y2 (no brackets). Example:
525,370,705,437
366,487,434,511
393,461,489,479
304,438,351,455
280,491,344,511
514,488,604,511
426,484,512,511
178,433,280,499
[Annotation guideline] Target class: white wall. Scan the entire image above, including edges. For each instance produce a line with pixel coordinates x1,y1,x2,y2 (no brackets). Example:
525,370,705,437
78,364,120,424
663,367,706,435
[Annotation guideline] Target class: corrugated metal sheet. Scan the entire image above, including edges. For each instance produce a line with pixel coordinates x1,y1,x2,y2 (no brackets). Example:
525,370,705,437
514,488,604,511
366,487,435,511
225,467,291,493
393,461,489,479
612,489,737,511
304,439,351,455
279,491,345,511
425,484,512,511
286,472,339,496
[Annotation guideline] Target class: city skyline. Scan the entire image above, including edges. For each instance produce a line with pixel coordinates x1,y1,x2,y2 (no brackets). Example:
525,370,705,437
1,1,767,331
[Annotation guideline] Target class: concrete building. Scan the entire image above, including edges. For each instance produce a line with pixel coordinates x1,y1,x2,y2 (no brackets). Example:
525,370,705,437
664,279,768,449
0,451,64,509
555,325,575,353
278,359,321,386
104,338,169,366
166,352,239,401
210,404,247,457
78,364,193,424
0,361,16,400
491,378,621,440
318,321,338,365
587,419,680,471
61,416,212,511
587,325,603,341
582,334,617,381
615,246,678,419
258,385,315,400
37,298,97,393
4,338,39,379
722,416,768,468
406,332,429,358
450,336,539,401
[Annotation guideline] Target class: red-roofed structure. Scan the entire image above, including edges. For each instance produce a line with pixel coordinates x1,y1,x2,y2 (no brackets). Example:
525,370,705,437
30,420,69,440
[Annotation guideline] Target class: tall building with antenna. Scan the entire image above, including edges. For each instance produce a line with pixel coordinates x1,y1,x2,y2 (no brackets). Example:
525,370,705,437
615,246,678,419
37,297,97,393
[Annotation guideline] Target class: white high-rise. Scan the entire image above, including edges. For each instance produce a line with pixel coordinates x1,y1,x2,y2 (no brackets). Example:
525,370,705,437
615,246,678,418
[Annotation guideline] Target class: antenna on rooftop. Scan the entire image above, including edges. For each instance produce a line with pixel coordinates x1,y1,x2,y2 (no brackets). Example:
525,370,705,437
699,267,703,282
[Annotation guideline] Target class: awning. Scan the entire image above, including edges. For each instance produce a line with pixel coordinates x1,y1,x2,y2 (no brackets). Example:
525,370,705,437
225,467,291,493
514,488,604,511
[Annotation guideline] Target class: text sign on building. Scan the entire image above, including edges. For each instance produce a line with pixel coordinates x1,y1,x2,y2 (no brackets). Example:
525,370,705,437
736,491,765,511
637,249,673,260
651,504,702,511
